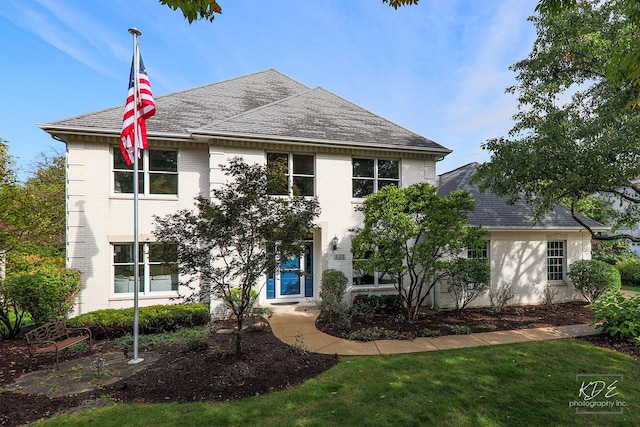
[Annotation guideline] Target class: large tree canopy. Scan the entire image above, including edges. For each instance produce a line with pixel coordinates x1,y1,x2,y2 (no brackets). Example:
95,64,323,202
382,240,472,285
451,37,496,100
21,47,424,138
160,0,419,23
474,1,640,240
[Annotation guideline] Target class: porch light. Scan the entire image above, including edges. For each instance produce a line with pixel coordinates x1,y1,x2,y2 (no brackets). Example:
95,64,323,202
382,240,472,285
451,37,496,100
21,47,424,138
331,236,339,251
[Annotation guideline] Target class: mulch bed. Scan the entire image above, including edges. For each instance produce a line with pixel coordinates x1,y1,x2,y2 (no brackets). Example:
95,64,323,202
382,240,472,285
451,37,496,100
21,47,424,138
317,301,596,339
0,326,338,427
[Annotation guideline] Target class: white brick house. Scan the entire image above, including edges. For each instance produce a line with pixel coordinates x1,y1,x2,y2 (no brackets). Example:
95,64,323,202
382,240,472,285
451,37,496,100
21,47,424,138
39,69,604,315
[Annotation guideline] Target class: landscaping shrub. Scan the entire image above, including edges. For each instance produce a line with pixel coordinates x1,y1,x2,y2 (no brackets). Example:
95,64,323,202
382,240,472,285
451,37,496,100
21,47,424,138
489,283,514,312
590,292,640,340
568,259,621,302
442,258,490,313
67,303,210,340
351,294,403,319
616,258,640,288
317,269,350,329
4,266,82,325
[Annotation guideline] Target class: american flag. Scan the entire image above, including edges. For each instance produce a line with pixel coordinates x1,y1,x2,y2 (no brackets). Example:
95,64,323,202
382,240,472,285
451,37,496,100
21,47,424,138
120,52,155,165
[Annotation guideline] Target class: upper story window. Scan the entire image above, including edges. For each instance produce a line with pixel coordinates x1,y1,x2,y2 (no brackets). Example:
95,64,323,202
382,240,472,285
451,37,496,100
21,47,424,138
352,158,400,198
547,241,566,281
267,153,315,196
113,148,178,195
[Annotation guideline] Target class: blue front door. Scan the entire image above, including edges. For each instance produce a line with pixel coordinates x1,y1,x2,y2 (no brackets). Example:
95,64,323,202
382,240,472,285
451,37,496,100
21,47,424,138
266,241,313,299
280,257,301,296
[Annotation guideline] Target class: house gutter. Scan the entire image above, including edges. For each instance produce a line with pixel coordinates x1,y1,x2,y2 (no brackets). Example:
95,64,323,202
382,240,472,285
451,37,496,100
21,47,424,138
37,124,194,143
189,131,453,158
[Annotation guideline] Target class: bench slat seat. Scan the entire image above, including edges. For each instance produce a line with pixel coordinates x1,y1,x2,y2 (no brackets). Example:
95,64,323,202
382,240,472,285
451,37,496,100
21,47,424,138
25,321,92,369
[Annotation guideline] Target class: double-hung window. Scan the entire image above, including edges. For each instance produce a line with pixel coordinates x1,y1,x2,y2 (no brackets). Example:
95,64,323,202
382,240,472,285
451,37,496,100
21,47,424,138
352,250,395,287
113,148,178,195
547,241,565,281
267,153,315,196
352,158,400,198
113,243,179,294
467,241,489,260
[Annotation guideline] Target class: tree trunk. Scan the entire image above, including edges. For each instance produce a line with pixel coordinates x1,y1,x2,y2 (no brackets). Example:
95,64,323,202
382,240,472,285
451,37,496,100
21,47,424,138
235,316,244,355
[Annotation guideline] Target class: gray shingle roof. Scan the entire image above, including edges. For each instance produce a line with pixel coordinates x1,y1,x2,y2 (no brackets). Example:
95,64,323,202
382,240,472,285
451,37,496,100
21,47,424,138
193,86,445,150
46,69,309,134
437,162,606,229
42,68,450,153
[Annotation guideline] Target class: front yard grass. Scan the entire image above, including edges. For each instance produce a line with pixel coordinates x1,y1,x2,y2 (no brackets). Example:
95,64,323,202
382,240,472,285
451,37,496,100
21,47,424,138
39,339,638,427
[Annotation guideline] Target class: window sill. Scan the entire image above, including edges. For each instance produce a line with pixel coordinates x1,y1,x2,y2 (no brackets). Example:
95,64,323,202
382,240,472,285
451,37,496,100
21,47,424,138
110,292,178,300
110,195,179,201
350,284,397,292
547,281,568,287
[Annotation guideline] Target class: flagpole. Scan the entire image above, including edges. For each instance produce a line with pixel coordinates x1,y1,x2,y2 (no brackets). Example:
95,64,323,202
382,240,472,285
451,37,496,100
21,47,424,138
128,26,143,365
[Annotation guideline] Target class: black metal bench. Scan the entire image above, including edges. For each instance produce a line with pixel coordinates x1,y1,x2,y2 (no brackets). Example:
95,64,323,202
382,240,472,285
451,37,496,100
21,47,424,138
25,320,92,369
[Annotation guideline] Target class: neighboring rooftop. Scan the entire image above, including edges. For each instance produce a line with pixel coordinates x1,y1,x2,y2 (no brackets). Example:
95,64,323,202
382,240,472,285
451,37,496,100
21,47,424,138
41,69,450,154
437,162,607,229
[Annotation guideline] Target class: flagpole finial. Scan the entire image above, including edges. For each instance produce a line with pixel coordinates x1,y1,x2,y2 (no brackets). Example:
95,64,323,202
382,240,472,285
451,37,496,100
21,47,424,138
128,27,141,36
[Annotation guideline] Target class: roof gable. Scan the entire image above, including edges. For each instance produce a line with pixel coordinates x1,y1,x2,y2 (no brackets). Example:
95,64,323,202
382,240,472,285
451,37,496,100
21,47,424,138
41,69,450,153
437,163,606,229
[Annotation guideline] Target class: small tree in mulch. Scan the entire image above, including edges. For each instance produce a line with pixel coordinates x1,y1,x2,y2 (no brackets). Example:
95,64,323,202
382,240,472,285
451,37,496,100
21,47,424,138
154,158,319,355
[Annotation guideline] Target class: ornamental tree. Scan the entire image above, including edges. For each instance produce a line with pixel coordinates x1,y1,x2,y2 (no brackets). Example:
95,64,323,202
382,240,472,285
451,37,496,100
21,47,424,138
154,158,319,354
351,183,487,320
475,1,640,241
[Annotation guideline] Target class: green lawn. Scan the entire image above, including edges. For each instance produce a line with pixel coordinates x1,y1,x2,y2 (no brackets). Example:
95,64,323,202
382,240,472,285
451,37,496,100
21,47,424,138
38,339,638,427
621,285,640,293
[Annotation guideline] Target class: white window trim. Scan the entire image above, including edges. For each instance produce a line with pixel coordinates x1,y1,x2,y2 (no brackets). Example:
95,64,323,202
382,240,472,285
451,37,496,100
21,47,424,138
266,152,316,197
112,242,179,296
352,158,401,199
112,147,179,198
547,240,566,282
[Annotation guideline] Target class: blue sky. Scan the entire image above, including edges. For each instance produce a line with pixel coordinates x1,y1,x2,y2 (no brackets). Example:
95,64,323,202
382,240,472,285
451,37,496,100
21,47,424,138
1,0,538,180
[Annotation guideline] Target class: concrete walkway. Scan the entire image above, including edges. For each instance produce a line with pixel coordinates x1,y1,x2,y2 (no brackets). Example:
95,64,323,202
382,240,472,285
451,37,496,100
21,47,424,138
268,307,599,356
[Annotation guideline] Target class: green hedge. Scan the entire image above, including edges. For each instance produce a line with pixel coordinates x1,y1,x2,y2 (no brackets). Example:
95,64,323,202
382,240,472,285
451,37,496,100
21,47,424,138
616,258,640,288
67,303,210,340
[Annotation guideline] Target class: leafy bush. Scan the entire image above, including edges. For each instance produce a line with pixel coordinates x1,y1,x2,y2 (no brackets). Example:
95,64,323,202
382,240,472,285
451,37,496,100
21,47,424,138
590,292,640,340
4,266,82,325
592,240,634,265
568,259,621,302
450,325,471,335
442,258,490,312
351,294,403,319
67,303,210,340
317,269,350,329
616,258,640,288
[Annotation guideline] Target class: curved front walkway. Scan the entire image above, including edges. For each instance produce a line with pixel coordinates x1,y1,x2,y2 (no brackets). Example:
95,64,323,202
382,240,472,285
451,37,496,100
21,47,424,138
268,307,599,356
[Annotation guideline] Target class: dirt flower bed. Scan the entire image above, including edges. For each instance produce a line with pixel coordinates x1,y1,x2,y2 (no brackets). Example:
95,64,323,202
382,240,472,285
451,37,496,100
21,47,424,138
317,301,595,340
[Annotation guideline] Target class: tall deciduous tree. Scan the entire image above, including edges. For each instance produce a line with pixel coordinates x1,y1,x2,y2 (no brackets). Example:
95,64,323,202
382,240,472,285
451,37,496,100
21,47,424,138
22,151,66,255
159,0,419,23
154,158,319,354
351,183,486,320
475,1,640,241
